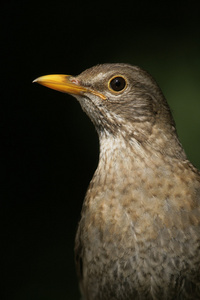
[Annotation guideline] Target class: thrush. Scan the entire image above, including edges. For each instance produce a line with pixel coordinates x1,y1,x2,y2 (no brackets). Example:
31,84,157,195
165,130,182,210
34,64,200,300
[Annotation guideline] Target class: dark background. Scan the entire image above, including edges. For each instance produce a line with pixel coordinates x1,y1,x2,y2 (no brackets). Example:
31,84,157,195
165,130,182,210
1,1,200,299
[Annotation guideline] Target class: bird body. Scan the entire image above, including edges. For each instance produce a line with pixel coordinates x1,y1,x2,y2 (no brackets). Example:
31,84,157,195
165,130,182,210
76,134,200,299
34,64,200,299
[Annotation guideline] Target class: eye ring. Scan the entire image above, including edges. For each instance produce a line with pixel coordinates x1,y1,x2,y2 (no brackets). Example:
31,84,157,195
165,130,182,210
108,75,127,93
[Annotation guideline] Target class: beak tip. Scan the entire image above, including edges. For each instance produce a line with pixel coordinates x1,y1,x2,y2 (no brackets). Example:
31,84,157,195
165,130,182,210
32,78,38,83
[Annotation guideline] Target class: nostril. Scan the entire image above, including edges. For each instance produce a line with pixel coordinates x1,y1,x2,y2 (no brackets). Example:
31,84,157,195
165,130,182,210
70,78,80,85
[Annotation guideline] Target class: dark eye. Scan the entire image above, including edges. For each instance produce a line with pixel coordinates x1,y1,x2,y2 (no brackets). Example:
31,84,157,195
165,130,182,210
109,76,126,92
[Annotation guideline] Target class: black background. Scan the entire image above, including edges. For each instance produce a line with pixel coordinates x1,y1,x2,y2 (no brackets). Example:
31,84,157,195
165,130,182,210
1,1,200,299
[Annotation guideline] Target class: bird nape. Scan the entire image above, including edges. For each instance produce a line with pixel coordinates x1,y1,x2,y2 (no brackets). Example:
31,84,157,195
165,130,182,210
34,63,200,300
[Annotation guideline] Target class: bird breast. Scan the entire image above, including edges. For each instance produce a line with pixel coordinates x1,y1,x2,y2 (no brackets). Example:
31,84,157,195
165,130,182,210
82,133,200,257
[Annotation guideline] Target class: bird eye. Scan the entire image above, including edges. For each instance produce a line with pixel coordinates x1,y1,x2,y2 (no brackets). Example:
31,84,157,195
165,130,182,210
109,76,127,92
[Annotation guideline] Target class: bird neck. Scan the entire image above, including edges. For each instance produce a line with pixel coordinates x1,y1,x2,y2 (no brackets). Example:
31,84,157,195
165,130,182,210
89,128,188,194
98,122,187,165
146,122,187,160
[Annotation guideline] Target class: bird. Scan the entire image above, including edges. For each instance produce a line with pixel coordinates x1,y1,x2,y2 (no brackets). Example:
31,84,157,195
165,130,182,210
33,63,200,300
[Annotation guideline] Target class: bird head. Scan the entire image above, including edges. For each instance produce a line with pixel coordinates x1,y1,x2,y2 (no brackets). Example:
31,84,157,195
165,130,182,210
33,63,176,144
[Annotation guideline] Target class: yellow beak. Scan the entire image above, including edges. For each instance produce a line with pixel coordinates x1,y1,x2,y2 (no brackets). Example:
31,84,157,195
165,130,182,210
33,74,106,100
